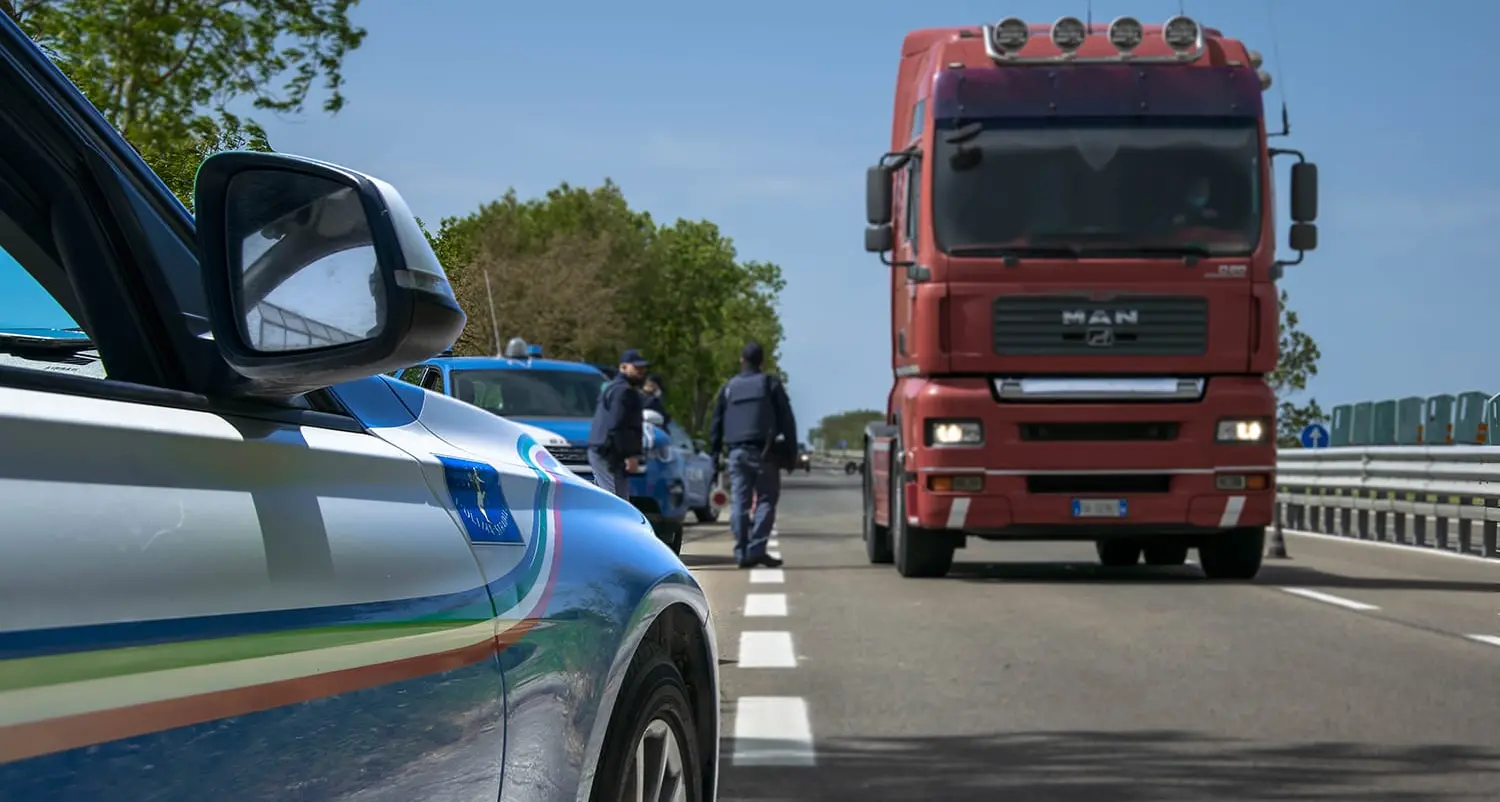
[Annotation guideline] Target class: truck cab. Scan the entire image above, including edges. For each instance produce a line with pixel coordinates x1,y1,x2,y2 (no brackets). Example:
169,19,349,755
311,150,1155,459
860,16,1319,580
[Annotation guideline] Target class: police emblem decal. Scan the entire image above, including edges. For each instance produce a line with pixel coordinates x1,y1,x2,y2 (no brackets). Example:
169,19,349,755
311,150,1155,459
438,456,524,544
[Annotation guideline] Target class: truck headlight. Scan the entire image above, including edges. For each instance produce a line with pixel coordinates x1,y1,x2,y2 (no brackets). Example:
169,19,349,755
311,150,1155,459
926,419,983,446
1215,418,1269,443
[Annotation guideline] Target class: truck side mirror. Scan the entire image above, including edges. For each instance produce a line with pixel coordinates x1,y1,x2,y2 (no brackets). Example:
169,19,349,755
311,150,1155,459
866,165,892,226
1288,222,1317,253
1290,161,1318,223
864,225,893,253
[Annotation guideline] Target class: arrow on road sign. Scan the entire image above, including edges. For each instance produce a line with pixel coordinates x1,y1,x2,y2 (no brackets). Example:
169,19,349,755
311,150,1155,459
1300,423,1330,449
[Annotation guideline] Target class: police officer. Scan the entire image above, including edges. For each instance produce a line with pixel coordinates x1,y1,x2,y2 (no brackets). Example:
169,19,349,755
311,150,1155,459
708,341,797,569
588,348,649,498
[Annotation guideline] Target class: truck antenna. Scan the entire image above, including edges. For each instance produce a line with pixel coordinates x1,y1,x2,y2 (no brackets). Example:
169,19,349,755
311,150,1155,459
1086,1,1092,29
1266,0,1293,137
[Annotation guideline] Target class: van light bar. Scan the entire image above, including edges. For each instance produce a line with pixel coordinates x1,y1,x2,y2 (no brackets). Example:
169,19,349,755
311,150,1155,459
981,15,1206,64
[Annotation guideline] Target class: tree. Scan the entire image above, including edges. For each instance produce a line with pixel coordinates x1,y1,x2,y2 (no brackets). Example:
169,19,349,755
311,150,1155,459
1268,289,1324,447
816,409,886,452
5,0,366,204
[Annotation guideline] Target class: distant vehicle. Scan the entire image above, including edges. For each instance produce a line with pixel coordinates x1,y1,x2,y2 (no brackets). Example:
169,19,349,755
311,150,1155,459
796,445,812,473
0,13,720,799
860,16,1318,580
391,340,691,551
666,420,725,522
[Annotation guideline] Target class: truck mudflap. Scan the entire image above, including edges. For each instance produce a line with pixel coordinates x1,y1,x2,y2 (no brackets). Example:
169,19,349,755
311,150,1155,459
908,485,1275,535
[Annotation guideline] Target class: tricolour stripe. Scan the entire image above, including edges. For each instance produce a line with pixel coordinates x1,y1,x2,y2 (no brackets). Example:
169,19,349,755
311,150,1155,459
0,434,567,763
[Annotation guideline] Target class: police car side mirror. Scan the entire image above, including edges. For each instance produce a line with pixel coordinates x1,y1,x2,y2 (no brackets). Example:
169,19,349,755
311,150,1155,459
194,151,466,398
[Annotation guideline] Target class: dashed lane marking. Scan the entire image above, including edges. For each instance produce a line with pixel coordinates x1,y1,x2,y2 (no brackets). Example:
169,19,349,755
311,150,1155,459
1280,587,1381,611
732,696,816,766
1465,635,1500,648
750,568,785,584
738,631,797,668
744,593,788,617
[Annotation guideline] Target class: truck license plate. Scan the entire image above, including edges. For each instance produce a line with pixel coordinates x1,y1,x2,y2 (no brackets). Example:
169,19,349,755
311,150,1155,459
1073,499,1127,518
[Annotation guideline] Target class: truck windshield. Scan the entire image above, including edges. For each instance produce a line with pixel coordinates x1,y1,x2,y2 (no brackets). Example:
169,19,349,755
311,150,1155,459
452,369,604,418
931,120,1261,258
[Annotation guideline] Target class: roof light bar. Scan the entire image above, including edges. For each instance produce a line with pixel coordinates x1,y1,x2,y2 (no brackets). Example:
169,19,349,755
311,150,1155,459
1108,16,1143,54
1162,15,1202,54
1050,16,1086,53
979,16,1207,64
989,17,1029,55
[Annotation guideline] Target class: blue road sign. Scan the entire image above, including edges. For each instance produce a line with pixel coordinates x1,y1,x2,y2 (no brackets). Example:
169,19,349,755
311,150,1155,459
838,439,847,450
1300,423,1330,449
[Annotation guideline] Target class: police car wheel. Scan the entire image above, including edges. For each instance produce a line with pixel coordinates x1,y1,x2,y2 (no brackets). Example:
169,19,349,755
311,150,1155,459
657,522,684,554
591,643,703,802
692,506,718,524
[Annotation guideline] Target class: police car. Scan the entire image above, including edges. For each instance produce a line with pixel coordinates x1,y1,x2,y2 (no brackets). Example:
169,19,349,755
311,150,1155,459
391,339,693,552
0,15,719,801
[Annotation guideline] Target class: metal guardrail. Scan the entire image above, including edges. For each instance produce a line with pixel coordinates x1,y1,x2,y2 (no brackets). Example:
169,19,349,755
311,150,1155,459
1277,446,1500,559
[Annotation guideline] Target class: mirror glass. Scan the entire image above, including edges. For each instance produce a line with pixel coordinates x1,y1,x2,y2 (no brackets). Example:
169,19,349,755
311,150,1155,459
226,169,382,353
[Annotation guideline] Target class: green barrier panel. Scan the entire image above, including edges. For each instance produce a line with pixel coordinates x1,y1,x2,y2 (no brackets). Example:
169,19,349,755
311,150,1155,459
1330,404,1353,447
1422,394,1456,445
1488,397,1500,446
1455,391,1490,445
1395,396,1424,444
1371,399,1397,445
1349,402,1374,446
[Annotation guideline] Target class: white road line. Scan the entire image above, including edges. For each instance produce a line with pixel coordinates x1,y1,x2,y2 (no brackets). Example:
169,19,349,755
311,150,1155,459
744,593,788,617
733,696,816,766
750,568,785,584
738,631,797,668
1465,635,1500,648
1279,587,1381,611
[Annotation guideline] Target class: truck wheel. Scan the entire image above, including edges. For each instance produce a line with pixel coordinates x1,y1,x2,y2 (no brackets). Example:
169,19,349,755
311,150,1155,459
890,444,953,578
1096,540,1141,567
1199,527,1265,580
1142,544,1190,566
862,444,892,564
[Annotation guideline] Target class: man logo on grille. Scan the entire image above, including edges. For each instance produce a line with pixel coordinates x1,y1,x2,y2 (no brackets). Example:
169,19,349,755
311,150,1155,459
1063,309,1139,326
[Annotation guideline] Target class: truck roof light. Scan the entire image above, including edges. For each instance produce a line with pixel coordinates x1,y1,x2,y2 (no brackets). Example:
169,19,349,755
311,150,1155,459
1258,69,1273,91
990,17,1028,54
1050,16,1086,53
1162,15,1201,53
1247,49,1264,69
1107,16,1143,53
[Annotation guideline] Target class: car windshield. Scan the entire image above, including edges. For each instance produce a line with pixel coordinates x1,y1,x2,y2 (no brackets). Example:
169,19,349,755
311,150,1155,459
452,369,605,418
932,119,1261,258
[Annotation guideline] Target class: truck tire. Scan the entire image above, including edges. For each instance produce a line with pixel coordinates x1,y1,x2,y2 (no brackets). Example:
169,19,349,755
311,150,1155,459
890,441,953,578
1198,526,1265,580
862,442,892,564
1142,544,1190,566
1096,540,1141,567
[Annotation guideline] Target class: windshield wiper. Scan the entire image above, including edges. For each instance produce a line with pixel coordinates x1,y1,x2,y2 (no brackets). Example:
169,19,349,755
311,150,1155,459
0,328,96,355
1074,246,1214,264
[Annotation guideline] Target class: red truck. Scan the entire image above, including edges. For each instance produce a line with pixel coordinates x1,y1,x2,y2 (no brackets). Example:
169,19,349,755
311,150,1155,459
860,15,1319,579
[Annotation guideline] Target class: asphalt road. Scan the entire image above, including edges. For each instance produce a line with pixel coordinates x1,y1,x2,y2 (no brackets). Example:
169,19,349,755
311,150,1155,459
683,472,1500,801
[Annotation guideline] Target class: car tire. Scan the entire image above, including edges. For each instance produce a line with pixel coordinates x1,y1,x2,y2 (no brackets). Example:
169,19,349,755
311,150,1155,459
656,521,684,554
1142,544,1190,566
1199,526,1265,580
692,506,719,524
589,643,704,802
1096,540,1142,567
890,439,953,578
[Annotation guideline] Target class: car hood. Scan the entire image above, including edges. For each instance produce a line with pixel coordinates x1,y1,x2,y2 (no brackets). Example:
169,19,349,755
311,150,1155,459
0,327,105,379
507,415,670,452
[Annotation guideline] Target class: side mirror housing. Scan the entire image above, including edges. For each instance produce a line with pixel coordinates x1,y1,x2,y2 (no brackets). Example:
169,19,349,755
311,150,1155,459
864,224,894,254
1290,161,1318,223
643,409,666,427
865,165,892,226
1289,222,1318,252
195,151,465,398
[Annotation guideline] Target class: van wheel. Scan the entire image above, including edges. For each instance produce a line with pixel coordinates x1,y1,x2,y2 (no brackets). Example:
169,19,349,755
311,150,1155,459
590,645,703,802
1199,527,1265,580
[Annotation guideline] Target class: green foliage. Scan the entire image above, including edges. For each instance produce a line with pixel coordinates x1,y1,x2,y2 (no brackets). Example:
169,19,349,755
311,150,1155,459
1268,289,1324,447
814,409,885,451
427,180,786,438
6,0,366,204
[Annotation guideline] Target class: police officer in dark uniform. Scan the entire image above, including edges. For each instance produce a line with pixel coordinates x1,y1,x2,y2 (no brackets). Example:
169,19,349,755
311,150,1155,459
708,341,797,568
588,348,650,498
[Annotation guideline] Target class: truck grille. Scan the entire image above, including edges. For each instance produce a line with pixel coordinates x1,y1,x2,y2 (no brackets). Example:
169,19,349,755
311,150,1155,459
993,295,1208,357
1019,422,1179,442
547,445,589,465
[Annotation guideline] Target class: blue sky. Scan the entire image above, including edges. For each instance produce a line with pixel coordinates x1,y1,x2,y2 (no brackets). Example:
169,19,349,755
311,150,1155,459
5,0,1499,435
